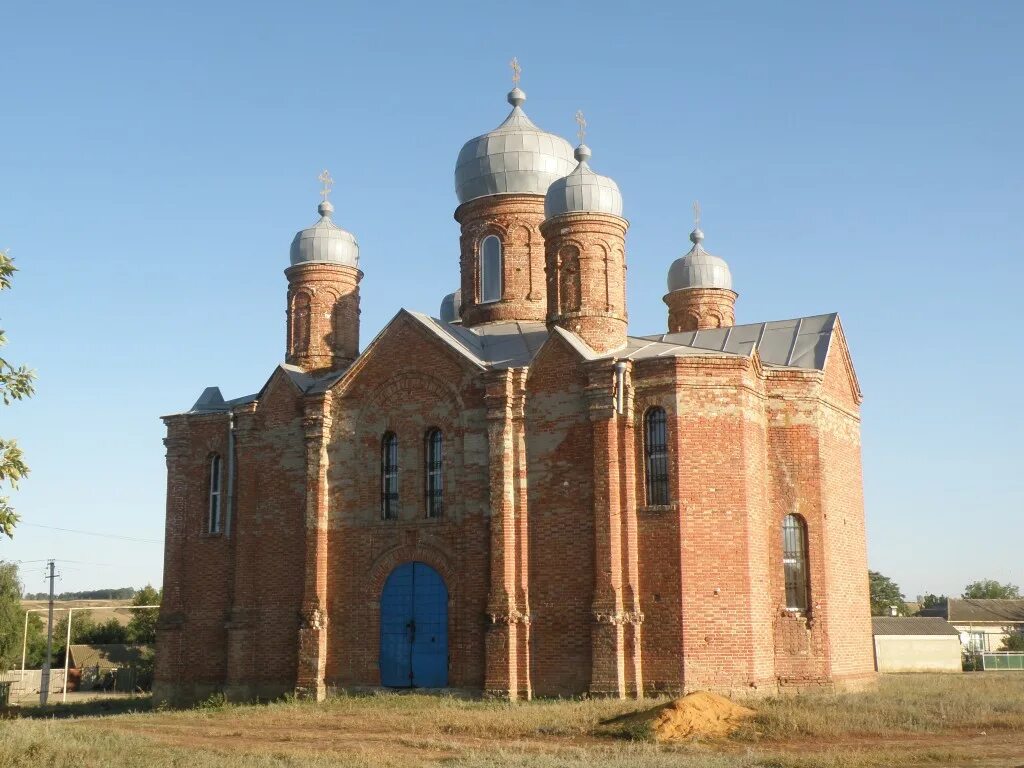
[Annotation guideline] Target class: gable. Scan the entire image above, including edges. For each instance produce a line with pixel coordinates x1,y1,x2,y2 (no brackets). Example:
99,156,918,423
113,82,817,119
821,316,862,408
331,310,485,400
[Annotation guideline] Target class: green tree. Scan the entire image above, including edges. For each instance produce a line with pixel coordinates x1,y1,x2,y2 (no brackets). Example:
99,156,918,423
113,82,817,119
0,251,35,538
1001,632,1024,652
0,561,41,671
963,579,1020,599
126,584,161,645
920,593,947,610
869,570,907,616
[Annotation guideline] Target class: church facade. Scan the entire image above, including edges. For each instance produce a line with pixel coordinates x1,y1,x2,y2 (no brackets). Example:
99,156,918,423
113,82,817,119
154,80,874,705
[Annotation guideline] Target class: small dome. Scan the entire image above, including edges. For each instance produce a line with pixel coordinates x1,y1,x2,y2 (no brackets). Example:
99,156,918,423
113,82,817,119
290,200,359,267
455,89,576,204
439,288,462,324
667,228,733,292
544,144,623,219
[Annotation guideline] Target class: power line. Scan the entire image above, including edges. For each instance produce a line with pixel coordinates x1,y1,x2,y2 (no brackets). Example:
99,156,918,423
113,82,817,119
19,523,162,544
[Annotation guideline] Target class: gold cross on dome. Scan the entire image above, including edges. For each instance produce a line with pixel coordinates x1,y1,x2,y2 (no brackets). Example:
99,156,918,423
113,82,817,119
693,200,701,229
510,57,521,87
318,169,334,201
575,110,587,144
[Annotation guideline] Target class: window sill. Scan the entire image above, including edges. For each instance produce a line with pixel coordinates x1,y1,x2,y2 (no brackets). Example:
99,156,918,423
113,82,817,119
200,531,225,539
640,503,677,514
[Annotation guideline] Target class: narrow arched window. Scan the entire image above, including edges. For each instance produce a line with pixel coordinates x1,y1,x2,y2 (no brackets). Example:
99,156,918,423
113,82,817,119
644,407,669,506
381,432,399,520
782,514,810,613
208,454,223,534
479,235,502,303
292,292,311,357
425,428,443,518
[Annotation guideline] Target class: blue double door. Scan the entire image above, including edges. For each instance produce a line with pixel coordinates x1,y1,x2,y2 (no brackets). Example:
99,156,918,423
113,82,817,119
379,562,449,688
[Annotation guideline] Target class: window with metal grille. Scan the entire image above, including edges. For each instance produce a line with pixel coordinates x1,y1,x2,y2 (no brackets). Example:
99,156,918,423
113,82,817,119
381,432,399,520
782,514,810,612
425,428,443,518
208,454,222,534
480,235,502,303
644,407,669,506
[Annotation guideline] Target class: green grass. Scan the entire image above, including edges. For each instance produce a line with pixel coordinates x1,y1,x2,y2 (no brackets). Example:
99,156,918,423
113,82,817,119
0,674,1021,768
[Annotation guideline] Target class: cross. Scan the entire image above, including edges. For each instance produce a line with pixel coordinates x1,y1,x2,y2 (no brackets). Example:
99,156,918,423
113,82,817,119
575,110,587,145
510,57,521,87
318,169,334,202
693,200,701,230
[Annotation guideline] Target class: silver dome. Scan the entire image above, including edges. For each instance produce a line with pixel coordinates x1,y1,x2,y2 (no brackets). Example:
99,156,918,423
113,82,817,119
455,89,576,204
439,288,462,324
289,200,359,267
667,229,733,292
544,144,623,219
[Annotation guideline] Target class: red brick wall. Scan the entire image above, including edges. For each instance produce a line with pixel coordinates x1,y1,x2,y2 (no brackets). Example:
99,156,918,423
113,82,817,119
323,316,491,690
525,335,594,696
157,316,874,702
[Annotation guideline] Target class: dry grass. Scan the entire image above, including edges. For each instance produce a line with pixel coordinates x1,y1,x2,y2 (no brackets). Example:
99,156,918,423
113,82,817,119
1,674,1022,768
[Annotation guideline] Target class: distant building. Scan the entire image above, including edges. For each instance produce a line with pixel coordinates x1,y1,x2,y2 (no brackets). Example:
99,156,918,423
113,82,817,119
155,77,874,705
871,617,962,673
68,644,151,692
920,599,1024,652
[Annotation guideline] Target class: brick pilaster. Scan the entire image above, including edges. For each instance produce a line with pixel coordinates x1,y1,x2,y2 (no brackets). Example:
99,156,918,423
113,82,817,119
617,362,644,697
295,394,333,700
153,425,190,703
483,369,527,698
584,363,626,697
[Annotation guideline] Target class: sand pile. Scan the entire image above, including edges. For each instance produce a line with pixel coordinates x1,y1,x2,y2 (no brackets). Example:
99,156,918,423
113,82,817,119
602,691,756,742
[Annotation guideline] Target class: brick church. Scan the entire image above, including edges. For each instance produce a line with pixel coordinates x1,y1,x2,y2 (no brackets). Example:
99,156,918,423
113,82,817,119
154,76,874,705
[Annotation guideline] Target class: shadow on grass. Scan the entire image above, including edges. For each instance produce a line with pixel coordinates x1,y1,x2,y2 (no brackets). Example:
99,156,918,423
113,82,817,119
9,695,153,719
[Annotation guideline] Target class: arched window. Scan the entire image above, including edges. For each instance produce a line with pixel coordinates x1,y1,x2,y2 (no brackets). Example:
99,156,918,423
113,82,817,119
644,407,669,506
381,432,399,520
425,428,443,518
782,514,810,613
292,292,311,356
208,454,223,534
479,235,502,303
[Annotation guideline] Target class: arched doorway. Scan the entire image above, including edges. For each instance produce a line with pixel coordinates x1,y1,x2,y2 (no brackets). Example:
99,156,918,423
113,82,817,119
379,561,448,688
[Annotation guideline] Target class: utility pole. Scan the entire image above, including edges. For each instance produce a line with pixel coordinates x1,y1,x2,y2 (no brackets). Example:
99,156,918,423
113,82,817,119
39,560,56,706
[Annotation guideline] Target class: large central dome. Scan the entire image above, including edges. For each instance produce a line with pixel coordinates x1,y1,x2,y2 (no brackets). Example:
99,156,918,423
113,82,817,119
455,88,576,205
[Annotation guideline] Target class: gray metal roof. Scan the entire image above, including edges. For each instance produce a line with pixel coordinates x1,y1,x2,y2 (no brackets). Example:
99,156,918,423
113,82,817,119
640,313,837,370
872,617,961,637
407,311,548,369
289,200,359,267
439,288,462,324
920,599,1024,624
177,312,839,416
455,89,576,204
544,145,623,219
667,229,732,292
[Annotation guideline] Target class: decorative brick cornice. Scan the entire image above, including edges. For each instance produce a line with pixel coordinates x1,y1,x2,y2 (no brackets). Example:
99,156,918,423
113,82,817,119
488,608,531,626
592,609,644,625
299,602,328,630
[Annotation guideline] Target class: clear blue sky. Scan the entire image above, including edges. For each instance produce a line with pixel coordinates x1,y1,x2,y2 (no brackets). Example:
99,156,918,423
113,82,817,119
1,1,1021,599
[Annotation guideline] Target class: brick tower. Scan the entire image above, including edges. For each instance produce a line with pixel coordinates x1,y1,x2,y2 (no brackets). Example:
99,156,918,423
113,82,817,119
541,139,628,354
453,80,576,328
664,215,736,333
285,184,361,372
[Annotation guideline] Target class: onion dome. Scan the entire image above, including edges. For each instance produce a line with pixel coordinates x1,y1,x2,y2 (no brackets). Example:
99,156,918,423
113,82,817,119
455,88,576,204
667,227,733,292
289,200,359,267
544,144,623,219
439,288,462,324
